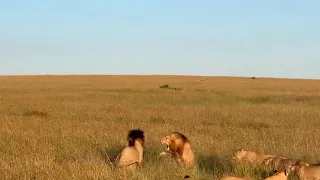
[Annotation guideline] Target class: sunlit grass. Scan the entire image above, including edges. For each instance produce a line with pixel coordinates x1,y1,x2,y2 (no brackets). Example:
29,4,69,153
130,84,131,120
0,75,319,179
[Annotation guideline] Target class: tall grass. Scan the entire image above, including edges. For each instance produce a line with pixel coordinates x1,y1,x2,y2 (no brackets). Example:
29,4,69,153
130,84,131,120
0,75,319,179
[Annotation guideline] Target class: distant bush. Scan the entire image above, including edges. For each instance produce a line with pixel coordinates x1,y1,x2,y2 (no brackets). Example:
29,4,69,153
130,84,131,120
159,84,169,89
23,110,48,117
159,84,181,91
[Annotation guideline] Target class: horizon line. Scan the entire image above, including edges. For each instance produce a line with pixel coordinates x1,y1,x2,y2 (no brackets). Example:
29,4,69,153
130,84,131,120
0,73,319,81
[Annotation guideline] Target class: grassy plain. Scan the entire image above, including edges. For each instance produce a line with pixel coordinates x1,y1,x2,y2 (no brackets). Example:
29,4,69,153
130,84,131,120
0,75,319,180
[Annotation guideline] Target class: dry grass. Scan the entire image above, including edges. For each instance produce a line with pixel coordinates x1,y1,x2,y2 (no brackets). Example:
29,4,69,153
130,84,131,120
0,75,319,180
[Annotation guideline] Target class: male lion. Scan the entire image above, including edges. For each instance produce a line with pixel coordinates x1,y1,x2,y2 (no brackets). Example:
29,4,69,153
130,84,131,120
233,149,276,165
114,129,145,171
159,131,195,167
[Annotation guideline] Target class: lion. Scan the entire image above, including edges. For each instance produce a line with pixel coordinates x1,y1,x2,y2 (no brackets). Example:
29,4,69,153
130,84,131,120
219,176,256,180
261,156,309,172
233,149,276,165
159,131,195,167
114,129,145,171
290,163,320,180
219,165,292,180
264,166,293,180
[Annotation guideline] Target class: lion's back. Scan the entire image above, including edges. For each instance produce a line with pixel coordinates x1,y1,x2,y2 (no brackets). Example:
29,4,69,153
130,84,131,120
115,147,140,167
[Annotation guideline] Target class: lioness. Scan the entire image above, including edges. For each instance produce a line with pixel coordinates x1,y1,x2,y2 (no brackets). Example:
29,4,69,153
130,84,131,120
233,149,276,165
264,166,292,180
290,163,320,180
219,176,256,180
261,156,309,172
114,129,145,171
220,165,292,180
159,131,195,167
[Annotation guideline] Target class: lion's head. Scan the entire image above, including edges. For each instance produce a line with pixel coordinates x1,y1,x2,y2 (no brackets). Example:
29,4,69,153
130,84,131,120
233,149,247,161
161,132,190,153
127,129,145,147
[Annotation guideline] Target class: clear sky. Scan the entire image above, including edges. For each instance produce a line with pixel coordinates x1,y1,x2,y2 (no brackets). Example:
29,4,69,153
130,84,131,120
1,1,319,78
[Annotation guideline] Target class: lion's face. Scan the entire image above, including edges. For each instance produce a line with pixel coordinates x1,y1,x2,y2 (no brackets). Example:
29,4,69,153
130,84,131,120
160,135,171,150
161,133,187,153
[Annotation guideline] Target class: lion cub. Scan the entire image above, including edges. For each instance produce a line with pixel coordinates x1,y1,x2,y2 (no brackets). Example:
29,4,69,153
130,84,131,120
159,131,195,167
114,129,145,171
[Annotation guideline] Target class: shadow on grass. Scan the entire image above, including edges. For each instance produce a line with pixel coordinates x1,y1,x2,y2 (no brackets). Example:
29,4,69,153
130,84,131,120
233,163,274,179
191,154,274,179
94,145,124,167
197,154,233,176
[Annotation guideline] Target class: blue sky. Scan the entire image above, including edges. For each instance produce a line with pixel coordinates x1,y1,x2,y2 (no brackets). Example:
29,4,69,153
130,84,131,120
1,1,319,78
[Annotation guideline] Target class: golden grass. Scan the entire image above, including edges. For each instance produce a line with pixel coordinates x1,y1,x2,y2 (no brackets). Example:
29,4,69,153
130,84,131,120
0,75,319,180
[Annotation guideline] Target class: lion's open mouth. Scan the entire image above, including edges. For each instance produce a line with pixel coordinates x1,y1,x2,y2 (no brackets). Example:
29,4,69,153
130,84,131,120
161,141,169,150
161,139,169,150
164,143,169,150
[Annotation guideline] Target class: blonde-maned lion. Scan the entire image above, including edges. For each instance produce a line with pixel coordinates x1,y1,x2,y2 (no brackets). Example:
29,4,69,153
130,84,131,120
290,163,320,180
233,149,276,165
159,131,195,167
114,129,145,171
261,156,309,172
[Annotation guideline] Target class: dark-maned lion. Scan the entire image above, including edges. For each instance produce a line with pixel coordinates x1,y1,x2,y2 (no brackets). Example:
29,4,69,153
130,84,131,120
114,129,145,171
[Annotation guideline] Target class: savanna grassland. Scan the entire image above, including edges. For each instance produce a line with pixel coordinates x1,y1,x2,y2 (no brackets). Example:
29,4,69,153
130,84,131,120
0,75,320,180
